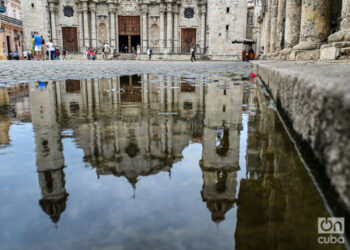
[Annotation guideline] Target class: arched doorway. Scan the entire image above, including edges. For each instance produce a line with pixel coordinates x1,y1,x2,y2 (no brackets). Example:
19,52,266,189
118,16,140,53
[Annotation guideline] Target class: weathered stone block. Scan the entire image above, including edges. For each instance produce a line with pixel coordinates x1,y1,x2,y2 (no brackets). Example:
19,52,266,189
320,46,339,60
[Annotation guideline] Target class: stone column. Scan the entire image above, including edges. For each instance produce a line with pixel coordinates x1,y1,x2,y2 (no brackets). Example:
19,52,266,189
167,3,173,53
173,5,179,53
200,3,207,54
49,3,58,45
275,0,286,51
328,0,350,42
141,4,148,53
89,2,97,49
82,1,90,48
159,4,166,53
293,0,332,51
264,0,272,53
281,0,301,53
270,0,279,52
78,4,84,52
109,4,116,50
115,5,119,53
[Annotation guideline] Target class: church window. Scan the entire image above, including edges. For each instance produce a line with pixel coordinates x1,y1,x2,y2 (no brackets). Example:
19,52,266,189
184,8,194,19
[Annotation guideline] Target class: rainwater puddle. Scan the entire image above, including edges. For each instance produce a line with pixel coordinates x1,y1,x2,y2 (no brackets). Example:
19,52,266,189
0,73,346,250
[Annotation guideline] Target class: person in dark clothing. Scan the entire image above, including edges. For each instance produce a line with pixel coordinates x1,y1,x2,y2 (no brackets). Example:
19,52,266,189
191,47,196,62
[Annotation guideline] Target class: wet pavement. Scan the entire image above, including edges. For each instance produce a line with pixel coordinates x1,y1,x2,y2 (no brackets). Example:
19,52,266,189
0,66,347,250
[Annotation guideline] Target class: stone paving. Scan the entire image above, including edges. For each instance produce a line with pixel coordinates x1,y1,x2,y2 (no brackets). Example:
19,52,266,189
0,60,253,84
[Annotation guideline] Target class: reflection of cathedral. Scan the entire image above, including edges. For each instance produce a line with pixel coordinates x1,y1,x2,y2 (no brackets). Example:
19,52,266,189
200,78,243,223
28,74,245,225
29,82,68,224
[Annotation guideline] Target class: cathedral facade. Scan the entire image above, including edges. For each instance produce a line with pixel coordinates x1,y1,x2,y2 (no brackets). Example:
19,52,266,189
22,0,247,60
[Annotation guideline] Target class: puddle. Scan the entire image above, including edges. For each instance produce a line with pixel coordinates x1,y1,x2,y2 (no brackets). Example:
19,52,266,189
0,73,346,250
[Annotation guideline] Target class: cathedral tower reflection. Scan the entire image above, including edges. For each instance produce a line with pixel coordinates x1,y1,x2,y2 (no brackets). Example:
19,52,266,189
29,82,68,224
200,78,243,223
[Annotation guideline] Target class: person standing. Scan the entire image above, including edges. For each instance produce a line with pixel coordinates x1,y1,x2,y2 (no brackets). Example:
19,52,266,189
23,51,28,60
191,47,196,62
41,36,46,60
103,43,110,60
63,48,68,60
147,48,153,60
55,48,60,60
46,40,55,60
34,33,42,60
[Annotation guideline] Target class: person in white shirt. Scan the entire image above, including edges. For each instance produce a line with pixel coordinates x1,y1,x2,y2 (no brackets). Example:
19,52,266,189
23,51,28,60
46,39,55,60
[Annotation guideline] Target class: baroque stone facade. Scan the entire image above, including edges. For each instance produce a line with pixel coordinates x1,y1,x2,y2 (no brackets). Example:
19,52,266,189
252,0,350,60
22,0,247,59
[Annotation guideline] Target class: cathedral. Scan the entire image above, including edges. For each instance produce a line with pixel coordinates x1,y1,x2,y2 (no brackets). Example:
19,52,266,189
22,0,247,60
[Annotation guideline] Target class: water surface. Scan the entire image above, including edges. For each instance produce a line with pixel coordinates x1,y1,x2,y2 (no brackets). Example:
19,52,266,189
0,74,345,250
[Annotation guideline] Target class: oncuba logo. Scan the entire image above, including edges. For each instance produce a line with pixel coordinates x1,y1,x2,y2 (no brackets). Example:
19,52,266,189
318,217,345,244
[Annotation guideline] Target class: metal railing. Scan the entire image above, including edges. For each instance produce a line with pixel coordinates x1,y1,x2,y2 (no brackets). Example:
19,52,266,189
0,14,22,26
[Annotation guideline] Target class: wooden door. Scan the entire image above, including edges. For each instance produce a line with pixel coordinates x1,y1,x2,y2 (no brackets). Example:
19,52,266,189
181,29,196,53
62,27,78,52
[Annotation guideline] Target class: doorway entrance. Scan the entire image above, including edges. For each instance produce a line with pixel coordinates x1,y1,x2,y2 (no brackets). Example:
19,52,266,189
6,36,10,54
181,29,196,53
62,27,78,52
118,16,140,53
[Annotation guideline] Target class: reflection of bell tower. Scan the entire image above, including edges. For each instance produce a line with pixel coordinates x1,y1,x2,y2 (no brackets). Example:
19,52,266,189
200,78,243,223
29,82,68,225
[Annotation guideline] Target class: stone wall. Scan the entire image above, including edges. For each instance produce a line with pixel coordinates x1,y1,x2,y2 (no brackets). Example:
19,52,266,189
207,0,247,57
21,0,248,59
253,61,350,214
22,0,50,51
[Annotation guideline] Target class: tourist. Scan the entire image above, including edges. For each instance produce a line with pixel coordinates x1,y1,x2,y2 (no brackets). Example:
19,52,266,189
23,51,28,60
147,48,153,60
124,45,128,53
3,51,7,60
63,48,68,60
93,48,97,60
89,49,95,60
46,39,55,60
191,47,196,62
55,48,60,60
103,43,110,60
41,36,46,60
34,33,42,60
113,49,119,60
9,51,14,60
14,51,19,60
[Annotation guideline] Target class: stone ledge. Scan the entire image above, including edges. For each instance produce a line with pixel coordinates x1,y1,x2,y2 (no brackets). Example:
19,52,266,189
251,60,350,214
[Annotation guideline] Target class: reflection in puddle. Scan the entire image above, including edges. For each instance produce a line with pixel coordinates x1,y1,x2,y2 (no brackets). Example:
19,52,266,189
0,75,346,250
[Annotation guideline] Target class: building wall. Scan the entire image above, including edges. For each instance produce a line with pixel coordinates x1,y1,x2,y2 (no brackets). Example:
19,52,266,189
207,0,247,59
1,0,23,55
22,0,248,59
22,0,50,51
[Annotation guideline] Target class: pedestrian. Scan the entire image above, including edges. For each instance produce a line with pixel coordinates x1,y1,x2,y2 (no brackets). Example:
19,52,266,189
147,48,153,60
3,51,8,60
89,49,94,60
41,36,46,60
63,48,68,60
103,42,110,60
33,33,42,60
23,51,28,60
55,48,60,60
9,51,14,60
191,47,196,62
93,48,97,60
14,51,19,60
46,39,55,60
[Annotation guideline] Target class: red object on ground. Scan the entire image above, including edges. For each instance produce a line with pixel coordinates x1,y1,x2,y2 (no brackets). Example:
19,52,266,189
250,72,257,78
